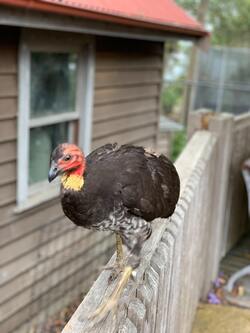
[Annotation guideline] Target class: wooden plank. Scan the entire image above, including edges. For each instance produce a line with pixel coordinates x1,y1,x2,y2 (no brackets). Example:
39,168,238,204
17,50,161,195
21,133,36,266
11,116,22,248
235,112,250,130
92,111,157,139
93,97,158,122
0,224,85,286
7,245,113,328
0,246,112,333
0,118,16,142
0,229,97,305
17,285,82,333
0,232,111,322
0,182,16,207
201,114,234,291
0,98,17,118
16,273,96,333
96,52,162,70
30,242,112,331
94,85,159,105
133,136,156,149
0,216,73,267
0,74,17,97
17,272,96,333
0,161,16,189
95,70,161,88
0,45,17,74
0,140,16,164
0,202,16,226
0,201,62,244
92,125,156,149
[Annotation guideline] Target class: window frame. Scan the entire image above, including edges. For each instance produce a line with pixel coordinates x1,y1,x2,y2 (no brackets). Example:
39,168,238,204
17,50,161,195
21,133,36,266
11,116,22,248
17,29,95,211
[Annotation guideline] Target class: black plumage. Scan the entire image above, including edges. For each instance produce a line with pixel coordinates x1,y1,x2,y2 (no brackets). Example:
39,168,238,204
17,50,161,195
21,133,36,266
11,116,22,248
51,143,180,264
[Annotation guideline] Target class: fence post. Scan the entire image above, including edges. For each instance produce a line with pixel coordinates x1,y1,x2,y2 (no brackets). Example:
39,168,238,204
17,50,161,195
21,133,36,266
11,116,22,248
205,113,233,274
187,109,215,139
188,111,234,296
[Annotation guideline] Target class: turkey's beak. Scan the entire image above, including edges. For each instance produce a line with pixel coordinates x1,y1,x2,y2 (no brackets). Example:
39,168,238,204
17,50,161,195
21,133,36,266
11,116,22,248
48,161,60,182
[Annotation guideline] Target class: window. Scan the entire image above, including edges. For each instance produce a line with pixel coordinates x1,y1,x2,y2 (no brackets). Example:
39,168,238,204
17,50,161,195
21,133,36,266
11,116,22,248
17,31,95,210
29,52,79,186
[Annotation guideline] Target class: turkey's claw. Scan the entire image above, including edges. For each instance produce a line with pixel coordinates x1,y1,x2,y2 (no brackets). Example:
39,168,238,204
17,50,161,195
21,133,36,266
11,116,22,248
102,260,125,282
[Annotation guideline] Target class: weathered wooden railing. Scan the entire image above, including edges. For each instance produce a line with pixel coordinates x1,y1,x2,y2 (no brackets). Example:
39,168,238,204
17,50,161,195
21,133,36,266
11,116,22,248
62,112,249,333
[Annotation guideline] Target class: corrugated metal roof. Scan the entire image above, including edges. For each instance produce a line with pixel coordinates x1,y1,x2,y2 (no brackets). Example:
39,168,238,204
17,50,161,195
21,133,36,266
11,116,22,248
42,0,204,30
0,0,208,37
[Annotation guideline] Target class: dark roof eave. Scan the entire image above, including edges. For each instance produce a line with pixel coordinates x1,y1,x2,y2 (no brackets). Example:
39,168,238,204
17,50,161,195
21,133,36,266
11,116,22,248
0,0,209,39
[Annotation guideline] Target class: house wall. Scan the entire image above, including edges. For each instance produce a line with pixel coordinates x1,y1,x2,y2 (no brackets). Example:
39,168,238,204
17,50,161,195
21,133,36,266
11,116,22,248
0,30,163,333
93,37,163,149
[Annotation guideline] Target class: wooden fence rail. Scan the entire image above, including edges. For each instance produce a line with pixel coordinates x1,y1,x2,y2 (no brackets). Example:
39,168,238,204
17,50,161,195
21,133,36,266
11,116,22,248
62,111,250,333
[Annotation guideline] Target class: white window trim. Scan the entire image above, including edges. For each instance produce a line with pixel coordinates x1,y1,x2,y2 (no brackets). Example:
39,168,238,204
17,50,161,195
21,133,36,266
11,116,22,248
16,30,95,212
29,112,80,128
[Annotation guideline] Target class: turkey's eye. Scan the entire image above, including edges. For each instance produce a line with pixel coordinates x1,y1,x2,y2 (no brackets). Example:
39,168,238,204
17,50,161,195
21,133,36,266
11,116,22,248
64,154,72,161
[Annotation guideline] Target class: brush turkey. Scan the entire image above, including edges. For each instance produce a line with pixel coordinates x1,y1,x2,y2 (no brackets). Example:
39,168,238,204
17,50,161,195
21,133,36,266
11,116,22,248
48,143,180,318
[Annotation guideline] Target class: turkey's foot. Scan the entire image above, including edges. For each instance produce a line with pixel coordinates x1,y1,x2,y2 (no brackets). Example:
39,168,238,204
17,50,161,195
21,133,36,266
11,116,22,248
88,265,133,322
103,260,125,283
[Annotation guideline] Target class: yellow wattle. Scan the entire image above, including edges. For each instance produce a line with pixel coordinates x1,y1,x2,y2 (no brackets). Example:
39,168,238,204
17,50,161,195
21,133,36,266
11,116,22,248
61,174,84,191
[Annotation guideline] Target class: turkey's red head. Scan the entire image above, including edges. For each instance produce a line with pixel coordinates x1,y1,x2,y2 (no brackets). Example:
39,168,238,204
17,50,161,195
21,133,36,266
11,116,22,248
48,143,85,182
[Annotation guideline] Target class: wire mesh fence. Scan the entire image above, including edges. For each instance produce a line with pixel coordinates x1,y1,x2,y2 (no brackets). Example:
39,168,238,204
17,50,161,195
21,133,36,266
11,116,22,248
162,46,250,120
192,47,250,115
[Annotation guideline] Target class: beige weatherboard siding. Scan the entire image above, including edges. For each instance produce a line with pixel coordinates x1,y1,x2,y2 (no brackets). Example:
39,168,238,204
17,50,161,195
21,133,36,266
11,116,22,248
92,37,163,150
0,29,164,333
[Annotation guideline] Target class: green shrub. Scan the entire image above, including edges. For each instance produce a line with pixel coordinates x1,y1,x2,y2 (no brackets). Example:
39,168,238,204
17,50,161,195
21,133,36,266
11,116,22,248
161,84,183,114
171,130,187,161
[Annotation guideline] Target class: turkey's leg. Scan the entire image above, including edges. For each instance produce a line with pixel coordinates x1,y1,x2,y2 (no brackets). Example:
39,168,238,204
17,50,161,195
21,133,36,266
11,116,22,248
89,240,142,321
115,234,124,267
103,234,125,282
90,220,151,322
